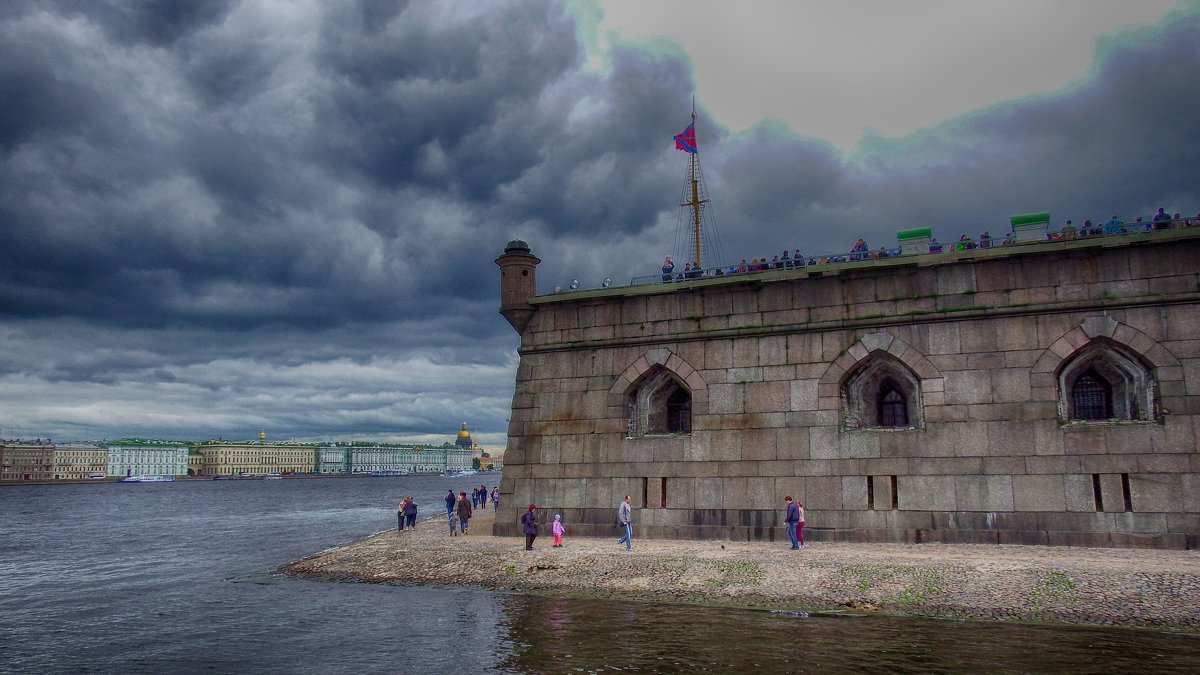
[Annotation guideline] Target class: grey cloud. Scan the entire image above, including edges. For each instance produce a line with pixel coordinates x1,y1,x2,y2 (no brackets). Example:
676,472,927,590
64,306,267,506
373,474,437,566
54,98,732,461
1,1,1197,442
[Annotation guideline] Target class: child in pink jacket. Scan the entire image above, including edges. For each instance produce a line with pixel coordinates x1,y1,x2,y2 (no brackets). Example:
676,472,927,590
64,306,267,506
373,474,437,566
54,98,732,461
552,513,565,547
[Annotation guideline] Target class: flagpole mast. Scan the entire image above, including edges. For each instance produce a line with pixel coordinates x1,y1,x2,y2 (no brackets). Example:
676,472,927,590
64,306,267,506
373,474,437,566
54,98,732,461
690,110,702,268
675,99,711,270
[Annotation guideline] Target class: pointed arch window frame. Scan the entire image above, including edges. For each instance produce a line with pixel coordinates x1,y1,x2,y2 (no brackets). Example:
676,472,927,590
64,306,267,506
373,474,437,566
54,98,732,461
1057,339,1158,423
842,353,924,431
626,365,694,438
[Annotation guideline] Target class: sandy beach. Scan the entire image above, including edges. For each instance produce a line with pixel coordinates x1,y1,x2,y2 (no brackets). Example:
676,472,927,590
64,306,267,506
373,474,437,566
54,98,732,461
280,506,1200,630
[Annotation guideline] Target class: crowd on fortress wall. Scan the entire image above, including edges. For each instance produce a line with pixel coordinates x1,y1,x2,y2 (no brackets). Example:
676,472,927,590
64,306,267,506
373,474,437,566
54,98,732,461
658,207,1198,283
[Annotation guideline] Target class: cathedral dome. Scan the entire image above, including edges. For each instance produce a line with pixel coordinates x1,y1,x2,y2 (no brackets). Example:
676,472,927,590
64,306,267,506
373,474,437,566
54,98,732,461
455,422,473,448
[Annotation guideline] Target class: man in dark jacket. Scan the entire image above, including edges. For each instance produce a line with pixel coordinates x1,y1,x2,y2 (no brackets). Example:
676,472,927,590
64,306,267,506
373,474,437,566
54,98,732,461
785,496,800,550
455,491,472,534
403,496,418,530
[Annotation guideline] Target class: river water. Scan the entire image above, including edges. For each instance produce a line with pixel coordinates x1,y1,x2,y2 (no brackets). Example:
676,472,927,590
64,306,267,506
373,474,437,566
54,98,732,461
1,476,1197,674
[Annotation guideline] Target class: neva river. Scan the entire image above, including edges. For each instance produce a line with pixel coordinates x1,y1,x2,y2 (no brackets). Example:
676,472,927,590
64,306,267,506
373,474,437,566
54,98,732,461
2,476,1198,674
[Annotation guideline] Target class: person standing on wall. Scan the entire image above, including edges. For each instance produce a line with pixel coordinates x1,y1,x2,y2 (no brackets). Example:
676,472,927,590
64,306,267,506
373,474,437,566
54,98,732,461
784,496,800,550
521,504,539,551
616,495,633,551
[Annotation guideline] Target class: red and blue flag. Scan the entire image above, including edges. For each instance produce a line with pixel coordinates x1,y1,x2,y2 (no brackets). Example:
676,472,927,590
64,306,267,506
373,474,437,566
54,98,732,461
673,122,697,154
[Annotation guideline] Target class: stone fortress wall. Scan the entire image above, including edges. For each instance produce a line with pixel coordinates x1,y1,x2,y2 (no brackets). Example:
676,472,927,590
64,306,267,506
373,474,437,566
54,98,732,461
493,230,1200,548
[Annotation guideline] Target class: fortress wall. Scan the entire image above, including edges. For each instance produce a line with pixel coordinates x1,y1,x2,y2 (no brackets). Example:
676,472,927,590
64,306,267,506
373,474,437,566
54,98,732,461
495,232,1200,548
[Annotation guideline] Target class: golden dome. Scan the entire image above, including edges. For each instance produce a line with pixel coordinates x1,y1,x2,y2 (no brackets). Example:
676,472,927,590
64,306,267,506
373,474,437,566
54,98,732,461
456,422,473,448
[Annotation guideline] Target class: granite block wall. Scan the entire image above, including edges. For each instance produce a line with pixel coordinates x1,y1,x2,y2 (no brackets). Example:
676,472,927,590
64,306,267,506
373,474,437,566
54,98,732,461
495,231,1200,548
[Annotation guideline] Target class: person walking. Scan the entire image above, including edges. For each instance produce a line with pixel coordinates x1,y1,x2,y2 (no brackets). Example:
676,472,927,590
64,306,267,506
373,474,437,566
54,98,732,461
784,496,800,550
444,489,457,524
616,495,633,551
521,504,539,551
455,491,472,535
397,498,406,532
403,496,418,530
552,513,565,548
491,486,499,509
479,484,488,509
796,501,806,548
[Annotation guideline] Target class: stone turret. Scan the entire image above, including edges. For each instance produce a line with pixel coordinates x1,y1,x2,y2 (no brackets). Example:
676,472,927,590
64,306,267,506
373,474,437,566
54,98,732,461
495,239,539,334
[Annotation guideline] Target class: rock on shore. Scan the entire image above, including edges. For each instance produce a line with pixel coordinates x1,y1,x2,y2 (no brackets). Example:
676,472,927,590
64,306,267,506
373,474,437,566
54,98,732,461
279,509,1200,631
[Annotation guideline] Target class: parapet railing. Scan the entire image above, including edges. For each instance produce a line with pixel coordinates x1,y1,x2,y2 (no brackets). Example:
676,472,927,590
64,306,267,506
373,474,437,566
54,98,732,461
627,217,1197,288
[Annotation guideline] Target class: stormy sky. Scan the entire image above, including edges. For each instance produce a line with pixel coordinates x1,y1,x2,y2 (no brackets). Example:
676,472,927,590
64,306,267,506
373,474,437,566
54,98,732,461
2,1,1198,447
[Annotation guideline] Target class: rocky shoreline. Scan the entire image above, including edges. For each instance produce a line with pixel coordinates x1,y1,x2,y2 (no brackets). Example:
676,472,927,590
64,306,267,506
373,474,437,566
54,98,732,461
279,509,1200,631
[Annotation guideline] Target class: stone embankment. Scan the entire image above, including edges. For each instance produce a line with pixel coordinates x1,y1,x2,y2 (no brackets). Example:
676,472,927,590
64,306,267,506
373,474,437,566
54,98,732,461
280,508,1200,631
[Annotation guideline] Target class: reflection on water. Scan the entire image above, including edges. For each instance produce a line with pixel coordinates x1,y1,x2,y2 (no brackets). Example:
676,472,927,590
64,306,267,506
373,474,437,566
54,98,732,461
495,594,1200,674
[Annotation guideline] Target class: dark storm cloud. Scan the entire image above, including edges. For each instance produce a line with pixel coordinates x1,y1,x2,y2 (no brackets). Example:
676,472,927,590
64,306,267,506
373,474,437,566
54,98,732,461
31,0,238,47
0,0,1197,441
690,6,1200,261
844,10,1199,239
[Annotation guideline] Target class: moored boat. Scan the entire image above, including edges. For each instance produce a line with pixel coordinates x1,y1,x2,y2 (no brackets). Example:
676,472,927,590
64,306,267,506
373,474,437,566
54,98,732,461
121,475,176,483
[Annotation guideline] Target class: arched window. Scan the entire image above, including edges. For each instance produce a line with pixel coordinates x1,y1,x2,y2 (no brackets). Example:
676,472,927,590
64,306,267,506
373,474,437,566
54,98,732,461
627,366,692,437
666,389,692,433
842,353,922,430
1071,371,1112,420
1058,340,1156,422
877,380,909,427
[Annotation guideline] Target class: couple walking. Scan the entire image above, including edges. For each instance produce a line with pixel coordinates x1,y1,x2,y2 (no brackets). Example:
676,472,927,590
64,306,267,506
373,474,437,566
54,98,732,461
784,496,806,549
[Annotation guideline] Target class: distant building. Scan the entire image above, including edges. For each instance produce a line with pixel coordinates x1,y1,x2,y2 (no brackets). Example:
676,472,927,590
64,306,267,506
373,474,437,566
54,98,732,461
442,440,474,473
106,439,188,477
315,447,350,474
0,442,56,481
187,450,203,476
343,445,396,473
52,444,107,479
198,442,314,476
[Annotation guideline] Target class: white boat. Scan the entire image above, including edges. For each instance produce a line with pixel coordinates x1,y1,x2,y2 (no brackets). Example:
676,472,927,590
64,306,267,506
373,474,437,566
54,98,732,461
121,475,176,483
